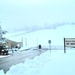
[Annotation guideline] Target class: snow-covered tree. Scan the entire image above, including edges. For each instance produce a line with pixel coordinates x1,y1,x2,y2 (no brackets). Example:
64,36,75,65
0,26,7,45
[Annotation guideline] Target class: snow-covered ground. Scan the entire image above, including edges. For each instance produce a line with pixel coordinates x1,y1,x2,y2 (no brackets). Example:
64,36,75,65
0,24,75,75
0,50,75,75
0,55,10,59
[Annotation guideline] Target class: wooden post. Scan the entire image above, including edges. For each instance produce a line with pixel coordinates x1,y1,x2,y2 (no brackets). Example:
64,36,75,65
64,38,66,53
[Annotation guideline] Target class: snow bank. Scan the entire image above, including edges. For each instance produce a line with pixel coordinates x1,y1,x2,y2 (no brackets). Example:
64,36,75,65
0,70,5,75
1,50,75,75
0,55,10,58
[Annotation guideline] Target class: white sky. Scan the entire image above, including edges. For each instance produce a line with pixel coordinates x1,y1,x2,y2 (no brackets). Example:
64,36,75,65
0,0,75,32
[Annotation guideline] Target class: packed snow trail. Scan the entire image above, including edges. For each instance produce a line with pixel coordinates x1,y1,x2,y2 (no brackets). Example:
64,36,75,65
0,48,47,73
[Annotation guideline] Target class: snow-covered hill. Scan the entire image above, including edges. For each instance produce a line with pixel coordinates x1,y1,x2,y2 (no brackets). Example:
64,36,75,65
4,24,75,48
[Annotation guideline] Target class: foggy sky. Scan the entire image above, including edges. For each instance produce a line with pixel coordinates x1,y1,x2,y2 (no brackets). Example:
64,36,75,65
0,0,75,32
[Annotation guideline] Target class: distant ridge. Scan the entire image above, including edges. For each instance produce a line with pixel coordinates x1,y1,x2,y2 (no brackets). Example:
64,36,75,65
5,22,75,38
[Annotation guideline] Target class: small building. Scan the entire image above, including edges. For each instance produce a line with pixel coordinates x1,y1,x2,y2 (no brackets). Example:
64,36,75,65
0,25,22,49
4,39,22,49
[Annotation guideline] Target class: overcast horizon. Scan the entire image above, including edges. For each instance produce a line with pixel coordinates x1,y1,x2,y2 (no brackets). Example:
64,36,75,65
0,0,75,32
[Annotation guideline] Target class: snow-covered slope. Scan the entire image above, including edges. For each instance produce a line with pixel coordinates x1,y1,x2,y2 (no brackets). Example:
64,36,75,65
4,24,75,48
